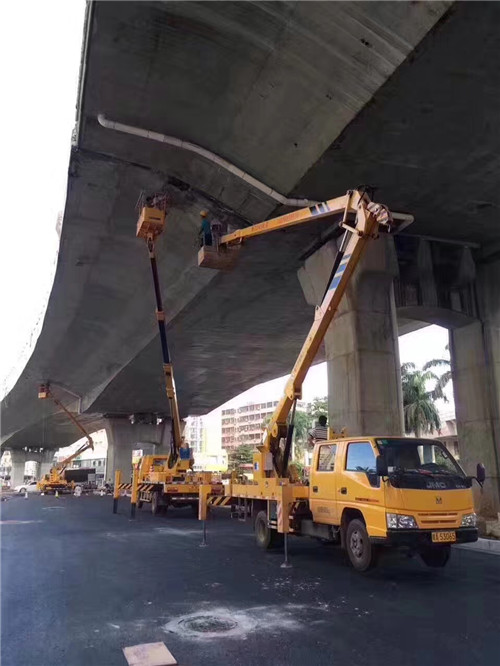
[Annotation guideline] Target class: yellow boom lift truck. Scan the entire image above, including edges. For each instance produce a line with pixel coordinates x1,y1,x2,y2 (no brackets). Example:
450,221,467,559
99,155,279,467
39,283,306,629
122,195,223,517
37,384,94,494
197,189,484,571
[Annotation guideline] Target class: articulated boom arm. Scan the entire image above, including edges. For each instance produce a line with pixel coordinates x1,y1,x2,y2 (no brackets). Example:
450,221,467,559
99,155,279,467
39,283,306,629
203,189,395,476
38,384,94,475
136,195,183,464
263,192,393,474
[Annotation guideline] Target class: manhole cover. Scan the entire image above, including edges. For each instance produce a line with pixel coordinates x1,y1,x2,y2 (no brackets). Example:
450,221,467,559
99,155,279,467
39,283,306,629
179,615,237,634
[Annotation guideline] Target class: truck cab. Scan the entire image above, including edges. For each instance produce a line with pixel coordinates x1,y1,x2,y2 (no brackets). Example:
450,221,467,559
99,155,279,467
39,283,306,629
308,436,479,570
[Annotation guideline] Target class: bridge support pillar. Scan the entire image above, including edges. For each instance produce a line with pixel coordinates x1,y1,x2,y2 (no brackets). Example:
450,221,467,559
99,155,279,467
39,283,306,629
104,417,173,483
450,259,500,521
38,451,55,480
298,235,403,436
9,450,27,488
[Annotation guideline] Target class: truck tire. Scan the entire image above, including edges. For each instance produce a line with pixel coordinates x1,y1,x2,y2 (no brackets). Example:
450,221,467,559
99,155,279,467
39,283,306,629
151,491,160,515
346,519,378,572
254,510,284,550
420,546,450,568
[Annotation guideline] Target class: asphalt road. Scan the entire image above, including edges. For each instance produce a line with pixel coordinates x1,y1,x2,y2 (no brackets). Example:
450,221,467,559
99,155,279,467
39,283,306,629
1,494,499,666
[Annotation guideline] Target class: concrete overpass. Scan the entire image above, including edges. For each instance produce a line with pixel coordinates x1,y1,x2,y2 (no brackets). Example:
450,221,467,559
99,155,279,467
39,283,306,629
1,2,499,514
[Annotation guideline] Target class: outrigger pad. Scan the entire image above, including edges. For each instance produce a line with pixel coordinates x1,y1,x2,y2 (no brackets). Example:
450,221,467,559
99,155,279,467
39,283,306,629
197,245,241,270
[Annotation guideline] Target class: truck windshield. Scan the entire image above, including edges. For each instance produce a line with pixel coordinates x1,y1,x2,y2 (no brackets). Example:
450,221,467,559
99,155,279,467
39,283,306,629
376,439,468,490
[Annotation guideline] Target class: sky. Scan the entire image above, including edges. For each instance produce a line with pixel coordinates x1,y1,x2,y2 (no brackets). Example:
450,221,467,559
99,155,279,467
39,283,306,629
0,3,453,451
202,324,452,447
0,2,86,396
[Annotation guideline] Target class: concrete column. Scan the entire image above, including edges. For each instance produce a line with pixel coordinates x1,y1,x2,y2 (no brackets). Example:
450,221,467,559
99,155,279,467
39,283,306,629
9,450,27,487
104,417,172,483
450,259,500,521
298,236,403,436
38,451,55,480
417,239,438,307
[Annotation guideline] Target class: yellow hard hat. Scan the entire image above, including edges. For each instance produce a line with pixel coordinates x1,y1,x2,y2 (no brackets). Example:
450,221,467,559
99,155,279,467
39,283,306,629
200,210,208,217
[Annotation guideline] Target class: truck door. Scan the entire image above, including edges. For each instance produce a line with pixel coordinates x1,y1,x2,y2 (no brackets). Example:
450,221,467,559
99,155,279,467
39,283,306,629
341,440,385,538
309,442,339,525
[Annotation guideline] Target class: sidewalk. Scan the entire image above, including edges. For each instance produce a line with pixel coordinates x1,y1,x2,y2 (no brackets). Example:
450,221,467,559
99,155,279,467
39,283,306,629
455,538,500,555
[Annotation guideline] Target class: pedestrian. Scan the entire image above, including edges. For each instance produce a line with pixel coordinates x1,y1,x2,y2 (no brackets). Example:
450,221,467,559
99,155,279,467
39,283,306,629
199,210,212,247
308,414,328,446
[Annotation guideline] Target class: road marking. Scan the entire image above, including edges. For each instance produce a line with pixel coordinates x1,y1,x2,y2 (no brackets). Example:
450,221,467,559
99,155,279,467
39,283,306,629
123,641,177,666
0,520,43,525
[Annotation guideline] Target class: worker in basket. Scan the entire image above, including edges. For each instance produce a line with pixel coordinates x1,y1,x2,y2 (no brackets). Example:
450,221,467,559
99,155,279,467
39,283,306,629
199,210,212,247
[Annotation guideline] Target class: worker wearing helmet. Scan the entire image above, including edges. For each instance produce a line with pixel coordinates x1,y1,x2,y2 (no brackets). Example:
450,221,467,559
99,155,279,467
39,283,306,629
199,210,212,248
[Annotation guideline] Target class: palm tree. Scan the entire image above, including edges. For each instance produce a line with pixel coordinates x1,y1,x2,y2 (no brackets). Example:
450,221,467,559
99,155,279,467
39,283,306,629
401,362,444,437
423,357,452,396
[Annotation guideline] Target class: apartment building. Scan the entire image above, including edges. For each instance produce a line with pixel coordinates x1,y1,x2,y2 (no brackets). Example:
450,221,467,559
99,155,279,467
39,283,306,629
184,415,205,453
221,400,307,450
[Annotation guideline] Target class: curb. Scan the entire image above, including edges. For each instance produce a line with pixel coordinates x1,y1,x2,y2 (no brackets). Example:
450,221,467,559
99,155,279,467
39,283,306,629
455,538,500,555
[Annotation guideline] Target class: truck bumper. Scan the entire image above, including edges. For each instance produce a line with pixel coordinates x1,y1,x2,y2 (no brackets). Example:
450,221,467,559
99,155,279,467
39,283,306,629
373,527,478,549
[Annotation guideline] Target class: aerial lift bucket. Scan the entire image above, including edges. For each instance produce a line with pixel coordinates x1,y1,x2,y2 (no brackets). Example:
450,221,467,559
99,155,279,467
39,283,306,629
197,244,241,270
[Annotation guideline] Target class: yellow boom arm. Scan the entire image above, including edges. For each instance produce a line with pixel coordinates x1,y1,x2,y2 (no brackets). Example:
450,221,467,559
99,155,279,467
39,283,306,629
200,189,397,476
38,384,94,476
136,196,183,464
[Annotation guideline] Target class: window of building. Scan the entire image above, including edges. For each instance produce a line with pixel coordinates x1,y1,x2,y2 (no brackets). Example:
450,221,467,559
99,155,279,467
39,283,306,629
317,444,336,471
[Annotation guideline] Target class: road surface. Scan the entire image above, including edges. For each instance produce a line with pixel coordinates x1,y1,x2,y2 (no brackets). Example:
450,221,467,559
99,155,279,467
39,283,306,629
1,494,499,665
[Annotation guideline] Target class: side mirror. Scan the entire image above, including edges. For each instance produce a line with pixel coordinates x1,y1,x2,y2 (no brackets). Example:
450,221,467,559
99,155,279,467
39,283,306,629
476,463,486,486
376,456,388,477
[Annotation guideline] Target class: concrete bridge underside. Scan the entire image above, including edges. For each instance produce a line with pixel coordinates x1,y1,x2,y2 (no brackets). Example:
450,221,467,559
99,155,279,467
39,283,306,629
1,2,500,514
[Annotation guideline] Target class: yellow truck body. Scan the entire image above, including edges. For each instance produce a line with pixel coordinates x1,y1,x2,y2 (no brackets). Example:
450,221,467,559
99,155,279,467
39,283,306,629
199,436,478,571
134,455,223,515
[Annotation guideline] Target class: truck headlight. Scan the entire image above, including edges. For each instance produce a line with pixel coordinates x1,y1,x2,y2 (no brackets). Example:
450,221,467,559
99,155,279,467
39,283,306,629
386,513,418,529
461,513,477,527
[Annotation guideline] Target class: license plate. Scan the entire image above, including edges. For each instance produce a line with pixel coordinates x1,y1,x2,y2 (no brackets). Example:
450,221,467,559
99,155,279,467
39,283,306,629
431,531,456,543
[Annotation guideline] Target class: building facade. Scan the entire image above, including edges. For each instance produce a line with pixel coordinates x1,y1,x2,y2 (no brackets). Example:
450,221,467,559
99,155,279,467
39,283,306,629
221,401,308,450
184,416,205,453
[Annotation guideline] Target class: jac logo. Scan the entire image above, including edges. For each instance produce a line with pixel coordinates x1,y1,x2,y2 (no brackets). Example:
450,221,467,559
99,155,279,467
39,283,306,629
435,496,443,505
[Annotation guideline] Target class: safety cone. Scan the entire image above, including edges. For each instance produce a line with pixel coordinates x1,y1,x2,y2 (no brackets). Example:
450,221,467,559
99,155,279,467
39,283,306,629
55,490,59,498
24,491,28,499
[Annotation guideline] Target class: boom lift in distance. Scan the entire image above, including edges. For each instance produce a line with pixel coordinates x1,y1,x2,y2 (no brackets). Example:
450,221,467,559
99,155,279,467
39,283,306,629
129,194,223,515
197,190,481,571
37,384,94,493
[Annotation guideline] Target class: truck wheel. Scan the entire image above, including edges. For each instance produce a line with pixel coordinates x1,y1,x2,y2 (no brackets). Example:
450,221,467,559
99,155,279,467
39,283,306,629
420,546,450,568
151,492,159,515
254,510,284,550
346,519,378,572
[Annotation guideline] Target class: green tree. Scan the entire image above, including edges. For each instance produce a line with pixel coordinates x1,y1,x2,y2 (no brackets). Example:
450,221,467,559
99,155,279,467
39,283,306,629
309,396,328,421
423,357,452,396
228,444,254,471
290,410,311,460
401,362,445,437
262,409,312,461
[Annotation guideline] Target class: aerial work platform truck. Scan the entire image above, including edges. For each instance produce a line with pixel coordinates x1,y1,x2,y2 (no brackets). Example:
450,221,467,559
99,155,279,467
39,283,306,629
115,195,224,516
197,189,484,571
37,384,94,494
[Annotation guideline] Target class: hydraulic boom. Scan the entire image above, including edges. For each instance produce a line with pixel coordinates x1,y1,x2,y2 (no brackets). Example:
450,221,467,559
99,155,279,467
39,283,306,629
136,194,183,467
199,189,401,477
37,384,94,491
